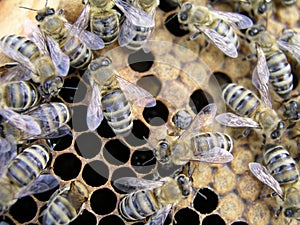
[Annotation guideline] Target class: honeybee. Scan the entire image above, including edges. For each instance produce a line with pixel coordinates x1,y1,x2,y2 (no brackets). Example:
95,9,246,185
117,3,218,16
154,103,233,167
42,181,89,225
276,0,297,6
0,143,59,212
0,32,69,98
280,94,300,122
115,174,192,224
245,25,294,98
236,0,272,22
118,0,159,51
177,2,253,58
29,2,104,69
216,45,285,141
85,56,156,136
249,144,300,219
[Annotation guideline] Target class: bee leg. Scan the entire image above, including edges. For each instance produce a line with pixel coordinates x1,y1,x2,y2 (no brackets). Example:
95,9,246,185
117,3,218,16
242,53,257,61
188,32,201,41
275,206,283,218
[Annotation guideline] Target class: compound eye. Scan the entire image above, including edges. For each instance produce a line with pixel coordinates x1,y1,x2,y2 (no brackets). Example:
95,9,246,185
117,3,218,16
270,130,279,139
185,3,192,10
180,12,188,21
278,121,285,129
249,28,259,36
284,209,294,217
36,14,43,21
258,3,266,14
177,175,186,184
101,57,112,66
182,189,190,196
46,8,55,15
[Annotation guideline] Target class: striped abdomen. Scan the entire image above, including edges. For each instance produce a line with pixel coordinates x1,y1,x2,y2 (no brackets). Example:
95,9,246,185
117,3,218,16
6,144,50,187
222,83,261,117
43,194,78,225
2,81,39,111
264,144,299,185
60,37,93,70
101,89,133,136
266,50,293,98
24,102,70,135
90,10,119,45
209,19,239,50
119,189,160,220
281,0,296,6
192,132,233,153
0,35,40,62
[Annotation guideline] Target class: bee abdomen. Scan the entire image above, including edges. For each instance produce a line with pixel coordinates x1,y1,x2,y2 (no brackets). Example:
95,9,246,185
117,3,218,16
43,195,77,225
124,24,152,51
264,144,299,185
91,11,119,44
2,81,39,111
6,144,50,187
222,83,261,116
61,37,93,70
193,132,233,153
102,90,133,136
119,190,159,221
211,20,239,49
0,35,40,61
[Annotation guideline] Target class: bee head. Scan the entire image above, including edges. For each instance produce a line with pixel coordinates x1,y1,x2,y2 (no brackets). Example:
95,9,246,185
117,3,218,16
176,174,191,197
41,76,64,97
178,2,192,23
36,7,55,22
270,121,285,140
155,139,171,164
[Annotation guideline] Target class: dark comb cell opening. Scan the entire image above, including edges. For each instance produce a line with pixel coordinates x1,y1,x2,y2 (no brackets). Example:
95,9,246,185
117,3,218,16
131,147,156,174
70,210,97,225
128,49,154,72
82,160,109,187
137,74,162,97
231,221,248,225
53,153,82,181
174,208,199,225
202,214,226,225
75,132,102,159
292,72,299,90
90,188,117,215
124,120,150,147
10,196,37,223
210,72,232,88
159,0,178,12
33,183,59,202
143,100,169,126
0,217,14,225
103,139,130,165
165,13,190,37
97,118,116,138
111,167,136,194
98,215,125,225
48,130,73,151
189,89,213,114
72,105,88,132
193,188,218,214
60,76,86,103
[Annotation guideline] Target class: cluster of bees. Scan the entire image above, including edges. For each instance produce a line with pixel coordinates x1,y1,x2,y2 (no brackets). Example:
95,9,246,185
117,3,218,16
0,0,300,224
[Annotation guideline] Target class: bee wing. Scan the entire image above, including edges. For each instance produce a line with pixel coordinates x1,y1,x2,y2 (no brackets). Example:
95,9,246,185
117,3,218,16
145,204,172,225
87,84,103,131
114,0,155,27
0,136,17,176
64,22,105,50
249,162,284,199
210,9,253,29
0,63,32,82
18,174,59,198
118,19,137,47
215,113,260,128
277,40,300,62
116,75,156,107
114,177,164,193
0,39,36,74
179,103,217,140
45,35,70,76
252,45,272,109
0,108,41,135
195,25,238,58
73,2,90,33
193,147,233,163
28,125,72,140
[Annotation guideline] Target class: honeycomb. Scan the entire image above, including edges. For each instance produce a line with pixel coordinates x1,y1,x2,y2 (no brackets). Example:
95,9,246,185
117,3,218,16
0,0,300,225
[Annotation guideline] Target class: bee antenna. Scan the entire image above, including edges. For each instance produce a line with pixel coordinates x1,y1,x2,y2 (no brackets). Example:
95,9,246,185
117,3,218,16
164,13,178,25
142,155,155,166
143,136,156,150
45,0,48,7
19,6,38,11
